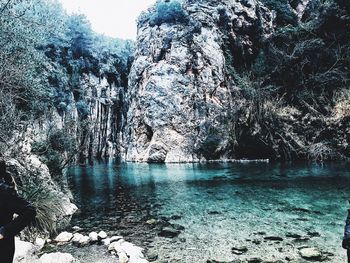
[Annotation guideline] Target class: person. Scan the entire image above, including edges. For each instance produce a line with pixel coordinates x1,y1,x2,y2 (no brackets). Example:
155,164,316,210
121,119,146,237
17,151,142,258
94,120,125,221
0,160,36,263
343,201,350,263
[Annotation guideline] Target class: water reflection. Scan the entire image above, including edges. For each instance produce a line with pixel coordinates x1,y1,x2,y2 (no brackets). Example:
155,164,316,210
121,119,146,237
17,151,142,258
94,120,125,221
67,161,350,226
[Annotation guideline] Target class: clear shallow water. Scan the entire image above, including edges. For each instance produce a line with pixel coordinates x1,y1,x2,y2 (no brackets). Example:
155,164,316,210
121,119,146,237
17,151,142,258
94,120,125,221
67,161,350,262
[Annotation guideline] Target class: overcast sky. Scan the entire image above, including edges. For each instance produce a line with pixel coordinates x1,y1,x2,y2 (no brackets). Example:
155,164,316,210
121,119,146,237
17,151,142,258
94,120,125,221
59,0,156,40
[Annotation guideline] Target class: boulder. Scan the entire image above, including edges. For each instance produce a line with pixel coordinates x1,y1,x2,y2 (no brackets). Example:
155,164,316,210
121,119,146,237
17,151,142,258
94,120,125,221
102,238,111,246
98,231,108,239
109,239,149,263
71,233,84,244
117,251,129,263
34,237,46,250
88,232,98,242
78,236,90,246
54,232,73,243
14,238,36,262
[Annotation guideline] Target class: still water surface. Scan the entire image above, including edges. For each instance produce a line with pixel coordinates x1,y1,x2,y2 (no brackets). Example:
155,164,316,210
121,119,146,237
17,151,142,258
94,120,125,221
67,161,350,262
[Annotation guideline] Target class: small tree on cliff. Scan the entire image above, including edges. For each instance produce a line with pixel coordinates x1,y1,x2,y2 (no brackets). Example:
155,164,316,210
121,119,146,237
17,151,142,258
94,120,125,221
149,0,189,26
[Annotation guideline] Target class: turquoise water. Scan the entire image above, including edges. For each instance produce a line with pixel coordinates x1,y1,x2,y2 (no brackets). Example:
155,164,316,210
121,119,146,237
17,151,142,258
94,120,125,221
67,161,350,262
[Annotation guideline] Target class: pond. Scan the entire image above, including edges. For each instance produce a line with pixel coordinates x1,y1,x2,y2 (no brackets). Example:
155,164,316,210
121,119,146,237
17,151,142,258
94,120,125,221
67,161,350,262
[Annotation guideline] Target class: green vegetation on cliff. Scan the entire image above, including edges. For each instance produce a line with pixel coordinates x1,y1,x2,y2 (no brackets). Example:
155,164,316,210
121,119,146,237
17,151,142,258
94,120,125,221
0,0,134,174
220,0,350,161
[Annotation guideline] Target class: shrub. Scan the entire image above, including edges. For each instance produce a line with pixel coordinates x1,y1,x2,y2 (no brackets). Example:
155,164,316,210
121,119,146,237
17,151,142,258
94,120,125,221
76,100,90,119
149,0,189,26
260,0,298,26
19,177,65,239
32,128,76,177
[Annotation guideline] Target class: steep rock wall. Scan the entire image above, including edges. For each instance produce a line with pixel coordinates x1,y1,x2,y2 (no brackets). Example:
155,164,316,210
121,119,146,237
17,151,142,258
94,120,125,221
74,74,126,161
122,0,273,162
46,74,127,162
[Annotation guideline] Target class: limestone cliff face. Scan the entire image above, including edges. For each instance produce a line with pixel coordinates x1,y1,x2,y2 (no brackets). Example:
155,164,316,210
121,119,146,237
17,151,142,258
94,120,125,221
49,74,126,162
74,74,126,161
122,0,273,162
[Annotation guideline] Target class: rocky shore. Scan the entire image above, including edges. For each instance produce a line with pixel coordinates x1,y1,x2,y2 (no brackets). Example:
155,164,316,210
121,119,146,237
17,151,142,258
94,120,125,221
14,209,344,263
14,228,150,263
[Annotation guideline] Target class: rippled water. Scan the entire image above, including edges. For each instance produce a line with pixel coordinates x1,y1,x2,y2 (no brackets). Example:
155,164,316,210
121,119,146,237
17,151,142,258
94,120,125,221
67,161,350,262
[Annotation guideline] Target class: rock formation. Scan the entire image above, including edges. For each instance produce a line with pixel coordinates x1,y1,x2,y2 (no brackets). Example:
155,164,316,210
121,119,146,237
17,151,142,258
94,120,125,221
122,0,274,162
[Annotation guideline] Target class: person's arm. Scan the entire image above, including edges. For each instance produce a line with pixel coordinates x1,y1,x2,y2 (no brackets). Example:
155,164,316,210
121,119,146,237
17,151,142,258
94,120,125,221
0,193,36,239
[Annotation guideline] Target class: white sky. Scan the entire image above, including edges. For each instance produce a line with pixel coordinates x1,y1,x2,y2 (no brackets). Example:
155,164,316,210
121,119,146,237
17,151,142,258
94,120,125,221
59,0,156,40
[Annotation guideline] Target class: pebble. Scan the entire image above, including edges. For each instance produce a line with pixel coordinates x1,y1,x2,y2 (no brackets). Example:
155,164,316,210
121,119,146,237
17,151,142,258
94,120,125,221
146,219,158,225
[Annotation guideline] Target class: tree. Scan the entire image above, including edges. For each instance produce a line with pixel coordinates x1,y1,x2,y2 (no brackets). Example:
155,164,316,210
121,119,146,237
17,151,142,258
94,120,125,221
149,0,189,26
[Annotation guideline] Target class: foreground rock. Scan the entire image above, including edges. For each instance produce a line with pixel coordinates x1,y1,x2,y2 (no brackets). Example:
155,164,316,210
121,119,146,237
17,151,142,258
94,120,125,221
55,232,73,243
14,238,36,263
109,239,149,263
39,252,77,263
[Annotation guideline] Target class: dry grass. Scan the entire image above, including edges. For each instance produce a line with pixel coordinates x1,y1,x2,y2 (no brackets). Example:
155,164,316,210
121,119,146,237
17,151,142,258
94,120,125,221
333,89,350,119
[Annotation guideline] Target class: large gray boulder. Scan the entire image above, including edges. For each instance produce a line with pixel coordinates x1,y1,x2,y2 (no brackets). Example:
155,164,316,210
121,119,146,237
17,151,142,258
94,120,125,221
14,238,37,263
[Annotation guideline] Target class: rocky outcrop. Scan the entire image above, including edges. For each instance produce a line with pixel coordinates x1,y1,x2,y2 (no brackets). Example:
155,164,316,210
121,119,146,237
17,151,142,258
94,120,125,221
74,74,126,160
5,156,77,230
122,0,274,162
48,74,127,161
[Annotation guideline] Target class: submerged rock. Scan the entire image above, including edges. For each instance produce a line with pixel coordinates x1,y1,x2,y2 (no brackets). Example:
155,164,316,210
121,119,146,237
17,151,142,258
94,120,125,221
146,250,159,261
231,246,248,255
247,258,263,263
264,236,283,241
146,219,158,225
299,247,323,261
159,227,181,238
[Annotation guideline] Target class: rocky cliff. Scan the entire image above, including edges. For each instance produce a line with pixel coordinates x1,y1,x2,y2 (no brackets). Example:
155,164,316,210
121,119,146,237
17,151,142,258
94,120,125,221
120,0,350,162
66,74,126,162
122,0,274,162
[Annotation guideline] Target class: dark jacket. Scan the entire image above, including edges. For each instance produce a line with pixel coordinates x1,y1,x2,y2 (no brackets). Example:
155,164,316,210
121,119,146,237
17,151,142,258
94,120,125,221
0,182,36,263
343,209,350,249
